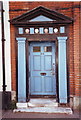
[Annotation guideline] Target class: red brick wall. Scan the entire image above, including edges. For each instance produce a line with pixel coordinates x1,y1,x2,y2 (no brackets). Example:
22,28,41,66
10,24,16,91
80,2,81,97
9,2,80,96
73,2,80,96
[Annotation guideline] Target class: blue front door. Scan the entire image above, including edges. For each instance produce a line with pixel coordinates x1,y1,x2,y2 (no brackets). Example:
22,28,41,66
30,42,56,95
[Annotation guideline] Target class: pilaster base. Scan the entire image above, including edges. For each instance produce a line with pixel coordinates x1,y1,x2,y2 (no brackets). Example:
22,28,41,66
16,103,28,109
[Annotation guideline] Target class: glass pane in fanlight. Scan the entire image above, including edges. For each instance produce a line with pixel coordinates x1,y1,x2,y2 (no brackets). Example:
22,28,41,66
44,46,52,52
33,46,41,52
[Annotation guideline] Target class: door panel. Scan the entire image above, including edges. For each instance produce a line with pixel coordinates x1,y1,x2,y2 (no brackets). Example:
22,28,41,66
34,77,42,92
33,55,41,70
44,76,53,92
44,55,52,70
30,42,56,95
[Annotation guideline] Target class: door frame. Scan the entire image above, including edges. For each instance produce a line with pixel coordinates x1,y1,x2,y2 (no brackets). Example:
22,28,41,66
16,37,69,103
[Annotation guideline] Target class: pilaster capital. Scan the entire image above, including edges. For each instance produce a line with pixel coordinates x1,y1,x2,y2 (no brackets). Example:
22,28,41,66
16,37,26,41
57,37,68,43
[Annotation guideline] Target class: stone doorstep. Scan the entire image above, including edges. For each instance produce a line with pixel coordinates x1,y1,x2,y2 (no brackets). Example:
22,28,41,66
27,98,58,107
16,103,73,114
16,102,58,108
27,102,58,107
13,107,73,114
16,98,58,108
15,99,73,114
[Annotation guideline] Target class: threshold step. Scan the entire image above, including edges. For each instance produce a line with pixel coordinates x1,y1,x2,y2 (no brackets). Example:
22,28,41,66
27,98,58,107
13,107,73,114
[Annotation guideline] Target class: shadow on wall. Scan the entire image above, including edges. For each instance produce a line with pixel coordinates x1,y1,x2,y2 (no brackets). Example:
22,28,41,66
0,92,11,110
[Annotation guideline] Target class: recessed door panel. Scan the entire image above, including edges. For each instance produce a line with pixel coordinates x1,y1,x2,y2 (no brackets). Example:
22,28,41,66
44,76,53,92
34,77,42,92
33,55,41,71
30,42,56,95
44,55,52,71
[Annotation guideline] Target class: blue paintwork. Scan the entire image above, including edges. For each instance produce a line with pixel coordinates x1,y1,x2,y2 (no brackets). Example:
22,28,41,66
30,42,56,95
30,28,34,34
39,28,44,34
18,28,23,34
49,27,53,34
57,37,68,103
16,37,26,102
30,15,54,22
60,27,65,33
16,36,68,103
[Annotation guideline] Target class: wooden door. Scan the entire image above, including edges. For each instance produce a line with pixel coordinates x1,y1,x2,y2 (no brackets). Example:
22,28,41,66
30,42,56,95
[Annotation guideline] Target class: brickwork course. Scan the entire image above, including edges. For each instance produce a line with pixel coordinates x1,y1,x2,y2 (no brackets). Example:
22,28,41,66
9,2,81,97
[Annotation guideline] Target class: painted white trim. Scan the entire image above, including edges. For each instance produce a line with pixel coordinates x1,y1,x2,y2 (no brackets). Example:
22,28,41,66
3,1,11,91
0,11,3,91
